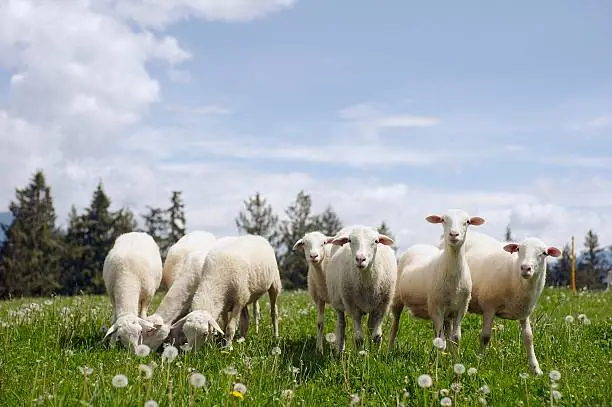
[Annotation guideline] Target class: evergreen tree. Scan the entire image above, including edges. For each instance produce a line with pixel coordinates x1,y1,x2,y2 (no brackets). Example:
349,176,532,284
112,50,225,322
235,192,279,245
377,221,397,253
580,229,601,288
112,207,138,237
277,190,320,289
0,170,63,298
316,205,343,237
504,224,513,242
166,191,186,252
141,206,169,250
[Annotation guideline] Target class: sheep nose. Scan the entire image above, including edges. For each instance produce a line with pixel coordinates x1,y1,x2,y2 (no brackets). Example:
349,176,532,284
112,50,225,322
520,264,532,272
310,253,319,260
449,231,459,238
355,254,366,264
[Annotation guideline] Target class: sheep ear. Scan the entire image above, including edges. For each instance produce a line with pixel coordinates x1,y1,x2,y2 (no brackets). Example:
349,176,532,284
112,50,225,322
503,243,520,254
377,234,395,246
292,239,304,250
426,215,444,224
138,318,155,333
170,315,189,331
468,216,485,226
209,319,225,336
547,247,562,257
324,236,335,244
331,236,349,246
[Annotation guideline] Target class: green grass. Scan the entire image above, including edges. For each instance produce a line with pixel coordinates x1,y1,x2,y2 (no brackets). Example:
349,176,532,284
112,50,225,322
0,288,610,406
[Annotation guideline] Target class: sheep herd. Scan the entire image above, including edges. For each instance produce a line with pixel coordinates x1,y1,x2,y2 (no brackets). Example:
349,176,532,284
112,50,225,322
102,209,561,377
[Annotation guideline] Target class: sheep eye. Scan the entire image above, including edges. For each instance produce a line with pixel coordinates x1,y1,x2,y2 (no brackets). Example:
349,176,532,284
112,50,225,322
375,239,379,244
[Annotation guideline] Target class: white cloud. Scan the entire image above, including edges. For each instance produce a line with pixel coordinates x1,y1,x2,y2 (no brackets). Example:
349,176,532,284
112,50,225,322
338,102,440,129
164,105,232,115
586,113,612,129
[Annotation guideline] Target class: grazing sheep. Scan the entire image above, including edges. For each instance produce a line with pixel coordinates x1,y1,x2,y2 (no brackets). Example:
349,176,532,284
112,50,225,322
292,231,336,353
171,235,282,350
325,225,397,353
162,230,216,288
389,209,485,352
464,231,561,375
102,232,163,349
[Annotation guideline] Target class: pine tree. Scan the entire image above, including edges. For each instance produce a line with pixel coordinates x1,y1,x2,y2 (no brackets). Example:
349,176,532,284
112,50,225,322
112,208,138,237
235,192,279,245
504,225,513,242
580,229,601,288
0,170,63,298
377,221,397,253
141,206,169,251
166,191,186,252
277,190,320,289
316,205,343,237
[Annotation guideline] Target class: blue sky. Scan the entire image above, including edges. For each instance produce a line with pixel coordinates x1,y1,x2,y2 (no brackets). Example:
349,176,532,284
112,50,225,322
0,0,611,250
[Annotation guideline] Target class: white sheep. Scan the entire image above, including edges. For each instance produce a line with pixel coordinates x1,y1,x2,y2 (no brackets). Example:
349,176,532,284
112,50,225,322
102,231,163,349
463,230,561,375
162,230,216,288
292,231,336,353
171,234,282,350
325,225,397,353
389,209,485,352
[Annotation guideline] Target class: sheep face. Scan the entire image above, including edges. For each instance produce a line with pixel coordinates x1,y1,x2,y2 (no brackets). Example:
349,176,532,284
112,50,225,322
293,231,334,265
104,314,156,349
503,238,561,280
141,320,171,351
426,209,485,248
332,226,395,269
170,310,224,351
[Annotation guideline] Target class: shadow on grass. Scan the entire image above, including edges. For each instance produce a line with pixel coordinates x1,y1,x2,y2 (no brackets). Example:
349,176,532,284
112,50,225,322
278,336,335,380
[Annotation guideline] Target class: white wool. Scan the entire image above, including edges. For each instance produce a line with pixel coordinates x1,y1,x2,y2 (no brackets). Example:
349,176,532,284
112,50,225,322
389,209,485,351
325,225,397,353
102,232,163,350
161,230,216,288
292,231,336,353
463,230,561,375
171,234,282,350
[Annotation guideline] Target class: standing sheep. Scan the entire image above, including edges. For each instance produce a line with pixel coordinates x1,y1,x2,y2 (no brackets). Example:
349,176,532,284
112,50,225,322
171,235,282,350
292,231,336,353
464,231,561,375
389,209,485,352
102,232,163,349
162,230,216,288
325,225,397,353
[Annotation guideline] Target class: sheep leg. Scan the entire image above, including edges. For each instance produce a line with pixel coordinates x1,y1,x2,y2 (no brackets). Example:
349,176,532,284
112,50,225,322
520,317,543,376
253,301,260,334
367,308,385,349
268,284,280,338
431,308,445,342
239,306,250,338
388,303,403,351
335,310,346,354
138,295,149,319
316,300,326,353
220,312,228,331
224,304,243,349
478,311,495,355
351,312,365,350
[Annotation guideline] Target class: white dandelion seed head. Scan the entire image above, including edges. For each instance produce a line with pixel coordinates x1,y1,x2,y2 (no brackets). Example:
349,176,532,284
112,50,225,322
564,315,574,323
189,372,206,388
161,345,179,362
417,374,433,388
582,317,591,325
349,393,360,405
111,374,128,388
78,366,93,376
519,372,529,380
433,337,446,350
467,367,477,376
138,364,153,379
551,382,559,389
552,390,562,400
440,396,452,406
480,384,490,394
325,333,336,343
233,382,247,394
223,366,238,375
281,389,294,401
135,344,151,357
236,337,245,343
358,350,368,357
549,370,561,381
440,389,449,396
271,346,282,356
179,343,193,352
290,366,300,374
478,397,488,405
450,382,462,393
453,363,466,375
144,400,158,407
577,313,586,321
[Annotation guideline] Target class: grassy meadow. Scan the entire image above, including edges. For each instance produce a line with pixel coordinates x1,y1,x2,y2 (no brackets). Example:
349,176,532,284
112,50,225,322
0,287,610,406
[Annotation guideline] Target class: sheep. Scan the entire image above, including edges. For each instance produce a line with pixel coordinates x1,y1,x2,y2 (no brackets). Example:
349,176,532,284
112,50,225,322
388,209,485,352
292,231,336,353
102,231,163,349
170,234,282,350
463,230,561,375
325,225,397,353
162,230,216,288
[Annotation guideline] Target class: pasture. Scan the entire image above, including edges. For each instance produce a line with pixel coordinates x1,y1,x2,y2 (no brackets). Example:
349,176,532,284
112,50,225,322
0,288,610,406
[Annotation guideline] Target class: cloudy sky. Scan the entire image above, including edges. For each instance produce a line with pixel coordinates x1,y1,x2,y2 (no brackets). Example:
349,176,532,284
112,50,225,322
1,0,611,252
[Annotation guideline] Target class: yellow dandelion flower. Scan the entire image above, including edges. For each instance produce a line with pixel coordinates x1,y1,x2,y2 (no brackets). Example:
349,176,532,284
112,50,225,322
230,391,244,400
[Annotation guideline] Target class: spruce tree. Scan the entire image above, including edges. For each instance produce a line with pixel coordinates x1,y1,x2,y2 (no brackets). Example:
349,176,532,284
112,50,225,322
316,205,343,237
141,206,169,252
504,225,513,242
165,191,186,254
580,229,601,288
235,192,279,244
0,170,63,298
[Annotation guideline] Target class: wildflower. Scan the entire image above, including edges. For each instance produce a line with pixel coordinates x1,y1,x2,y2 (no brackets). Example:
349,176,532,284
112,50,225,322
417,374,433,388
440,397,452,406
551,382,559,389
480,384,490,394
112,374,128,388
577,313,586,321
231,382,247,400
236,337,245,343
440,389,449,396
433,337,446,350
349,393,360,405
478,397,487,405
467,367,477,376
325,333,336,343
450,382,461,393
290,366,300,374
552,390,562,400
139,364,153,379
78,366,93,377
358,350,368,357
549,370,561,381
180,343,193,352
144,401,158,407
162,345,178,362
223,366,238,375
281,389,294,401
582,318,591,325
135,344,151,357
271,346,282,356
519,372,529,380
189,372,206,388
564,315,574,323
453,363,465,375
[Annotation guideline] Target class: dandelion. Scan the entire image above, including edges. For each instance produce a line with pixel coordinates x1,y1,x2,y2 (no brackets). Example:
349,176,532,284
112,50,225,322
417,374,433,388
480,384,490,394
135,344,151,357
189,372,206,388
180,343,193,352
450,382,461,393
549,370,561,381
467,367,477,376
223,366,238,375
577,313,586,321
271,346,282,356
440,396,452,406
281,389,294,401
564,315,574,323
138,364,153,379
582,317,591,325
236,337,245,343
478,397,488,405
290,366,300,374
519,372,529,380
112,374,128,388
453,363,465,375
440,389,449,396
358,350,368,357
231,382,247,400
433,337,446,350
78,366,93,377
144,401,158,407
349,393,360,405
552,390,562,400
161,345,178,362
325,333,336,343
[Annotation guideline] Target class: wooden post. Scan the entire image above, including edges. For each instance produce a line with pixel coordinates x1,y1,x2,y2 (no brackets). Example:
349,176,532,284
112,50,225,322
571,236,576,293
